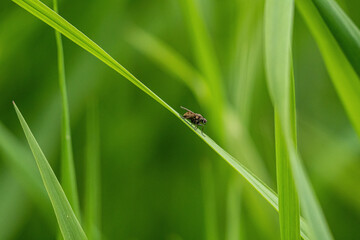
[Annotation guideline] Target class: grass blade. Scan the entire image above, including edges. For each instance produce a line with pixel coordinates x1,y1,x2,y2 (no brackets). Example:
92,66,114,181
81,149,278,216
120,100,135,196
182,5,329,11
10,1,312,238
274,78,300,240
296,0,360,138
13,102,87,240
311,0,360,76
84,100,101,240
53,0,80,218
265,0,332,239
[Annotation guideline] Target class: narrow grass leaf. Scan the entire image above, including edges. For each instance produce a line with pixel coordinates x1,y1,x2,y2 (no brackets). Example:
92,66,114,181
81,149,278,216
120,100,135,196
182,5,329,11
10,1,311,238
13,102,87,240
296,0,360,138
265,0,332,239
53,0,80,218
84,100,101,240
311,0,360,76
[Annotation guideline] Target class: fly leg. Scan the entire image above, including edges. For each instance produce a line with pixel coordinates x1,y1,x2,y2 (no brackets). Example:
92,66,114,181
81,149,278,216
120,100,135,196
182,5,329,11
197,123,205,136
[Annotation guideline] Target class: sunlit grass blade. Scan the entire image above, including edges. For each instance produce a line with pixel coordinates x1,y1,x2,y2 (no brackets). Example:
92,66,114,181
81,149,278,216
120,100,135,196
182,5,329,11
53,0,80,218
274,102,300,239
84,100,101,240
265,0,332,239
9,1,312,238
13,102,87,240
311,0,360,76
296,0,360,138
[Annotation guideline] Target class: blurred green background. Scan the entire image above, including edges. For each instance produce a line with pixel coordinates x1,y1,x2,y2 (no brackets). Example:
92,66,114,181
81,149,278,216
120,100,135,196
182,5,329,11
0,0,359,239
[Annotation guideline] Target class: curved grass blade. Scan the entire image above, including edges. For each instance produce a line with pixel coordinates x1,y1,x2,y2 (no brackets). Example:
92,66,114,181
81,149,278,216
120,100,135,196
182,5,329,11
13,102,87,240
296,0,360,138
265,0,332,239
311,0,360,77
10,1,311,238
53,0,80,218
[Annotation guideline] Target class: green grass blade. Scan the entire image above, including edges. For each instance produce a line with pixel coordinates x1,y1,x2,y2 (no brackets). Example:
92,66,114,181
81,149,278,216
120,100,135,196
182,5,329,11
296,0,360,138
10,1,311,238
53,0,80,218
13,102,87,240
274,68,300,240
265,0,332,239
84,100,101,240
311,0,360,76
274,104,300,239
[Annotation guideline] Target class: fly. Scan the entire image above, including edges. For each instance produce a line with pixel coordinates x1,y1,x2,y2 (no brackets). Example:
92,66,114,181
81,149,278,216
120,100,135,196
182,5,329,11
180,106,207,135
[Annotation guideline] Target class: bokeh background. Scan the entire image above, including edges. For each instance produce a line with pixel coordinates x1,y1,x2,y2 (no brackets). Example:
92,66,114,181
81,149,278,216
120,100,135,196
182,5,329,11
0,0,359,239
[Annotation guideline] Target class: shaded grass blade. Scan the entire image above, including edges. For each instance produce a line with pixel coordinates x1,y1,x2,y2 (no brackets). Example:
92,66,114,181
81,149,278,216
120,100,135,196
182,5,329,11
311,0,360,76
265,0,332,239
13,102,87,240
84,100,101,240
53,0,80,218
296,0,360,138
10,1,311,238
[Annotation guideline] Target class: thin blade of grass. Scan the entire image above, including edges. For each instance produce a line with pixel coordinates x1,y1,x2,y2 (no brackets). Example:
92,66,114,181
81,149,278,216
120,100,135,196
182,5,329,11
84,100,101,240
13,102,87,240
296,0,360,138
53,0,80,218
265,0,332,239
311,0,360,76
10,1,311,238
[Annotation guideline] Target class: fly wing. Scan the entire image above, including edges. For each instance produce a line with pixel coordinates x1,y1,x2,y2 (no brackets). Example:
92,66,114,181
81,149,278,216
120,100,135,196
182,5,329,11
180,106,194,113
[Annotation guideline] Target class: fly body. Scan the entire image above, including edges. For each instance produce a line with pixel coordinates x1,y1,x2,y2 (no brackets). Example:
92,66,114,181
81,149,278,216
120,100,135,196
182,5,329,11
180,106,207,135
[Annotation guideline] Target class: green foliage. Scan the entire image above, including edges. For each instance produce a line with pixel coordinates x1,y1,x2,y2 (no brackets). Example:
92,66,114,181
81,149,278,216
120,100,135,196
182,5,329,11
13,102,87,240
53,0,80,218
296,0,360,138
311,0,360,76
1,0,359,239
